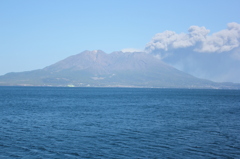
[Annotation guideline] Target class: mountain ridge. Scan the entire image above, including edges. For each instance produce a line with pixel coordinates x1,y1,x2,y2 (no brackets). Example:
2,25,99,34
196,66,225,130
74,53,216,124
0,50,239,89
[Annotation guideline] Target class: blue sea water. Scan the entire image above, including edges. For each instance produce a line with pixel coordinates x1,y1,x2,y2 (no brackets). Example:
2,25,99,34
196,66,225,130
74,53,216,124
0,87,240,158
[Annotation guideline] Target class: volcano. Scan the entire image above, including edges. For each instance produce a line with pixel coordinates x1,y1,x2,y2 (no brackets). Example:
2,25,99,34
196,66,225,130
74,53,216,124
0,50,238,88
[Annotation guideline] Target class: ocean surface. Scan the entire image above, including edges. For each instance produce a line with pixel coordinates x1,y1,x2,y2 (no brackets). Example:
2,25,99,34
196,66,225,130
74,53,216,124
0,87,240,158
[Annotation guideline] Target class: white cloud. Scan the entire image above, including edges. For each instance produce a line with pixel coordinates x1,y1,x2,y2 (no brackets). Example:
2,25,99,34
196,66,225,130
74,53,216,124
197,23,240,52
121,48,143,53
145,22,240,54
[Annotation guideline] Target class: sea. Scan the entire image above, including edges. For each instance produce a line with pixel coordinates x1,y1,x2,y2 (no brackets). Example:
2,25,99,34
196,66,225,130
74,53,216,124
0,87,240,159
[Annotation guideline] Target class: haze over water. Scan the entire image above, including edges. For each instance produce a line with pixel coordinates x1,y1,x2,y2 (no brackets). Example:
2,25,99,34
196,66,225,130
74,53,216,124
0,87,240,158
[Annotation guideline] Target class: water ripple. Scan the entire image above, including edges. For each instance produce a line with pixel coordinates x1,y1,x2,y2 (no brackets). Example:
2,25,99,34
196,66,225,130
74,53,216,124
0,87,240,158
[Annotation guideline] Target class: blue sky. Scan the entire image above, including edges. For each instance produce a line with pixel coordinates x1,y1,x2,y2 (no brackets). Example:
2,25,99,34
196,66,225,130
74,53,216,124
0,0,240,81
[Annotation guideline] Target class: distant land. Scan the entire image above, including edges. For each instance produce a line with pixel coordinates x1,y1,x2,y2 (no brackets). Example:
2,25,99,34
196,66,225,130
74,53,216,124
0,50,239,89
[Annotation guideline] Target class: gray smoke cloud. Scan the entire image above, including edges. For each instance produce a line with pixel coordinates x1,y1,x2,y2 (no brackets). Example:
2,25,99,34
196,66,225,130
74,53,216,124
145,22,240,83
146,22,240,55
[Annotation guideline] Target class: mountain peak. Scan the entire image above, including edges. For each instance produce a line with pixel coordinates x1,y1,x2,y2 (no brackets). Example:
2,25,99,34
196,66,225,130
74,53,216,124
84,50,105,54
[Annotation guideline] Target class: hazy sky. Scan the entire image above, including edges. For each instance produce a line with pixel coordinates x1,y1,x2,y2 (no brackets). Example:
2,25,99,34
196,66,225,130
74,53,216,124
0,0,240,82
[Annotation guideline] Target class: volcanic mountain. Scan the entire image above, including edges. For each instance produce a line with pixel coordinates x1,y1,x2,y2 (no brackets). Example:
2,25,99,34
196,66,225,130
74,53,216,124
0,50,238,88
